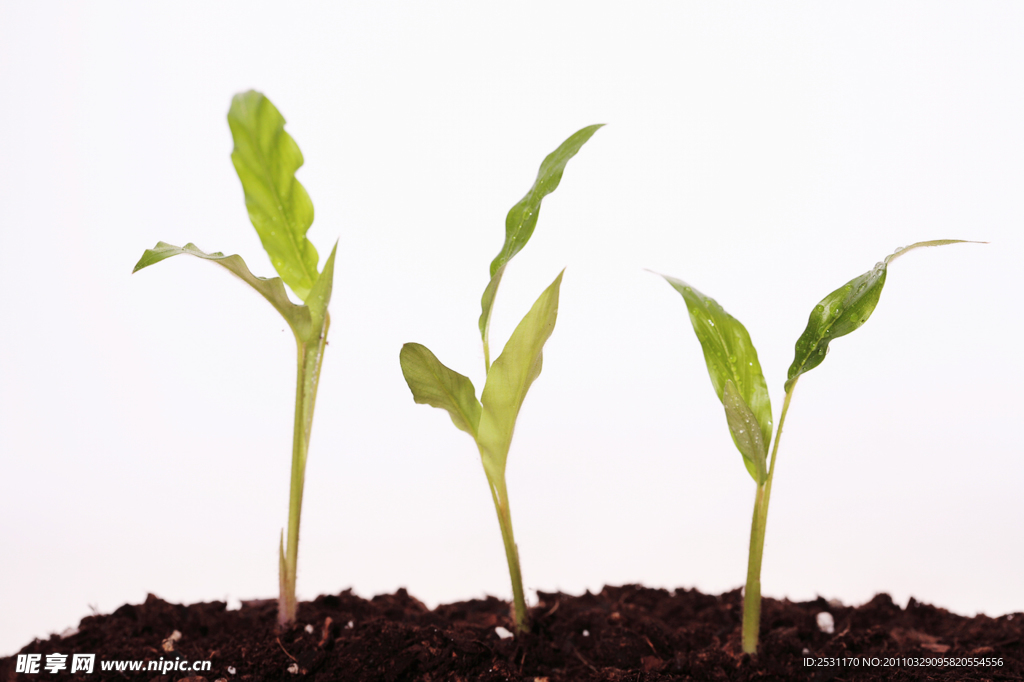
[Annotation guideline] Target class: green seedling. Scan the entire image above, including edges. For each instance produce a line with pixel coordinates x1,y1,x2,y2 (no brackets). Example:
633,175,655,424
655,239,980,655
133,91,337,627
400,125,602,634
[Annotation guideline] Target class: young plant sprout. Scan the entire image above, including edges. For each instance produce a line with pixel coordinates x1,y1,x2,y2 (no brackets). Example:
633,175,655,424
133,91,337,627
399,125,602,634
655,239,980,655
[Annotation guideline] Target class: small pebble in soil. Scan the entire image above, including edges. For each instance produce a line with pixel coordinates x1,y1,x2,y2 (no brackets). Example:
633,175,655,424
494,626,513,640
304,624,314,634
227,666,236,675
816,611,835,634
582,630,590,637
287,663,299,674
345,620,354,629
162,629,183,652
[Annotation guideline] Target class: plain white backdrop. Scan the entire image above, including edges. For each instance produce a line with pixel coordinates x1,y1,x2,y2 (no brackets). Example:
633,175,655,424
1,2,1021,656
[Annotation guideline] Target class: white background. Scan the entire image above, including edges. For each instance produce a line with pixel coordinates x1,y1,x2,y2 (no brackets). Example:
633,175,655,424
1,2,1021,656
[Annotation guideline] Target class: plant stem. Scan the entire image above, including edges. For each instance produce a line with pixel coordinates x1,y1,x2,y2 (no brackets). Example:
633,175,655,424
741,379,796,654
488,478,529,633
278,313,330,627
742,481,767,654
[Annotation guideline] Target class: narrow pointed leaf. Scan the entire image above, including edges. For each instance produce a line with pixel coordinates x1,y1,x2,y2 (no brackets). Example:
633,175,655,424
723,380,767,484
305,242,338,337
133,241,311,339
278,530,287,598
228,91,319,301
660,275,772,481
478,125,603,343
477,271,564,479
400,343,482,437
785,240,976,392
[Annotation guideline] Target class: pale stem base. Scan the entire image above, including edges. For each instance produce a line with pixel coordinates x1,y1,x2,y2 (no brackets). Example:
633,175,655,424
489,478,530,633
278,314,330,627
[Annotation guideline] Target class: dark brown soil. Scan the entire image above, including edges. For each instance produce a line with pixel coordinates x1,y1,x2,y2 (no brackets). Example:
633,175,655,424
4,585,1021,681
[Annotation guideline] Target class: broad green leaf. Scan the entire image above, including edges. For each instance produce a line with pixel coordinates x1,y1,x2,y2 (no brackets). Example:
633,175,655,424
477,271,564,479
723,380,767,484
660,275,772,481
133,241,312,340
400,343,482,437
785,240,974,392
228,91,319,301
478,125,603,347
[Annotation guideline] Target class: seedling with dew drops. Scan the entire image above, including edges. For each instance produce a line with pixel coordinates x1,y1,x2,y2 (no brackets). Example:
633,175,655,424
134,91,337,627
654,239,982,655
400,125,603,634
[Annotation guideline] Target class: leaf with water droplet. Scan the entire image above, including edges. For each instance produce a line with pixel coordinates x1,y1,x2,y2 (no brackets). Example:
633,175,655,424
479,125,603,361
656,274,772,482
723,380,767,484
785,240,979,391
229,91,319,301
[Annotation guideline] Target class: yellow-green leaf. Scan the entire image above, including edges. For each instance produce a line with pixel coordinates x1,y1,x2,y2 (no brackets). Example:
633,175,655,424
133,241,312,340
305,242,338,335
478,126,602,352
477,271,564,481
228,91,319,301
400,343,482,437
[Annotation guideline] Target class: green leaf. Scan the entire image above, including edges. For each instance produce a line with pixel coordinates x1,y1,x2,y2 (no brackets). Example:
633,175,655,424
785,240,975,392
228,90,319,301
477,271,564,480
478,125,603,348
133,241,312,339
305,242,338,335
660,275,772,481
400,343,482,437
723,380,767,484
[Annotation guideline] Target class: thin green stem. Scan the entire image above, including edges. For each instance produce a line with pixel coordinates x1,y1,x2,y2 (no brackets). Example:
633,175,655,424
488,478,529,633
741,378,797,654
742,482,767,654
278,313,330,627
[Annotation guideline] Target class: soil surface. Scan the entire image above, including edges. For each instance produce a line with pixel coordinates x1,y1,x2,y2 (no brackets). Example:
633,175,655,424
3,585,1021,681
